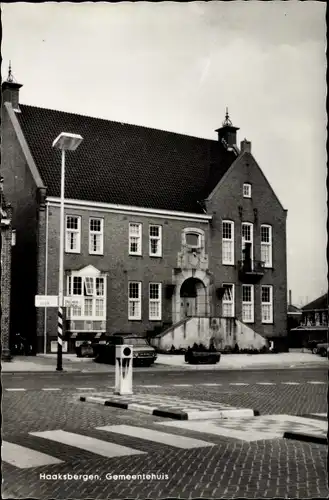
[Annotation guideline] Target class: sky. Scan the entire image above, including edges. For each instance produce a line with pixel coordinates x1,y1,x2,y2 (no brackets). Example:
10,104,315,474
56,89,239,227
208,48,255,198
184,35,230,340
1,1,327,306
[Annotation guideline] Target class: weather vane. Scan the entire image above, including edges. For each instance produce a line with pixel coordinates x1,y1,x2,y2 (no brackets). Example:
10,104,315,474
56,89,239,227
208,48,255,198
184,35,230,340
222,107,233,127
7,61,16,83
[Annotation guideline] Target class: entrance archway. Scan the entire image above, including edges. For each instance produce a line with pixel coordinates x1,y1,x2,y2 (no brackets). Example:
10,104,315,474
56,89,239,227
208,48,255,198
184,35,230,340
180,277,207,318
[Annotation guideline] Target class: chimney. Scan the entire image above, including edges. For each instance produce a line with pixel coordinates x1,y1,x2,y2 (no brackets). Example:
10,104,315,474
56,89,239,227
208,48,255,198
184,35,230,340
289,289,292,306
1,62,22,112
240,139,251,154
215,108,239,147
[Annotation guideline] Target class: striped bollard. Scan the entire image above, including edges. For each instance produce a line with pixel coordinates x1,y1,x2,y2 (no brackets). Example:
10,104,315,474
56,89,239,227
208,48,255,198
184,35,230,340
56,306,63,371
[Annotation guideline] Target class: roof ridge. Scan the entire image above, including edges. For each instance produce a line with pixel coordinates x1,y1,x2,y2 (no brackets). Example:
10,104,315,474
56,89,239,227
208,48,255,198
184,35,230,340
19,103,218,143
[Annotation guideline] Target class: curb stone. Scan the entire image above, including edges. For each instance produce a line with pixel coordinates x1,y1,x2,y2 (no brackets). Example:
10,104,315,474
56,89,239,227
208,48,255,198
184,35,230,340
79,395,259,420
283,431,327,445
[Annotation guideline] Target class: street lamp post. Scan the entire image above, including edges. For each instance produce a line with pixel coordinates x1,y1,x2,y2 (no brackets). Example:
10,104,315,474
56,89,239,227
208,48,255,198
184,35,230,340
52,132,83,371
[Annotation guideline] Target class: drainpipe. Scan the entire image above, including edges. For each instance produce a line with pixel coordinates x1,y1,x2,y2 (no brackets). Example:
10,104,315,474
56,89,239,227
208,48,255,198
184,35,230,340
289,289,292,306
43,201,49,354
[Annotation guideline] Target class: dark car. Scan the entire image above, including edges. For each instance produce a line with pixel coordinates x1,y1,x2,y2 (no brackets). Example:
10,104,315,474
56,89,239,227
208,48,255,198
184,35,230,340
93,334,157,367
315,342,329,357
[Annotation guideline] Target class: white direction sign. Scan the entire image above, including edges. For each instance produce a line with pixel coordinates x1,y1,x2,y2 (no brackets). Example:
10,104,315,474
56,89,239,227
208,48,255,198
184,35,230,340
64,297,83,308
35,295,58,308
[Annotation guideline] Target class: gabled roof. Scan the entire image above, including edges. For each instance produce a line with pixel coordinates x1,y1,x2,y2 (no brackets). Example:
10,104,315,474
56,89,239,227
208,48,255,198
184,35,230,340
302,293,328,311
288,304,302,315
17,104,237,213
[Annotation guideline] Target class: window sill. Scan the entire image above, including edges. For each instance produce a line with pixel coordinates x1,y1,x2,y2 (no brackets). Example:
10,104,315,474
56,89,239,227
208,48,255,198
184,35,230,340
65,250,81,254
222,263,235,266
149,318,162,321
149,254,162,258
128,317,142,321
129,253,142,257
262,321,274,325
89,252,104,256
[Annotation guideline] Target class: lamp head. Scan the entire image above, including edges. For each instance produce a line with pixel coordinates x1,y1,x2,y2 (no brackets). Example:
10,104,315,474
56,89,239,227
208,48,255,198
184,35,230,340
52,132,83,151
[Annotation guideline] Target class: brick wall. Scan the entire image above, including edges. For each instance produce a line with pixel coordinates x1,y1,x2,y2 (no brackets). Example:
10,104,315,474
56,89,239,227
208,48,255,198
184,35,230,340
1,206,13,359
1,105,40,350
39,204,210,350
206,150,288,339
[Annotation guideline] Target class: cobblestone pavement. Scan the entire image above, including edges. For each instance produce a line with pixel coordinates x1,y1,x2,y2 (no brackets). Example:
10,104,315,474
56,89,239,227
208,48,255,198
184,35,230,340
3,367,327,416
2,378,329,500
3,365,327,388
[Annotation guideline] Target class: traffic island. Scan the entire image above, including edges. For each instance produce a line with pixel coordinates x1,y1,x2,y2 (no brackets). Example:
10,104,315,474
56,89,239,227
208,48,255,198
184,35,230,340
79,393,259,420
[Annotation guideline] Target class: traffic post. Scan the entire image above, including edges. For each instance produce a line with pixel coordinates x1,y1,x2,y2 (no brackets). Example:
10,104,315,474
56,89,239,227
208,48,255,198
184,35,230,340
114,345,133,395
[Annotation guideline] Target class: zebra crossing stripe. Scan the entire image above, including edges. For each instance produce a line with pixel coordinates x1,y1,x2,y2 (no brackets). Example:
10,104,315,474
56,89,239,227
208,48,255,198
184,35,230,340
282,382,300,385
256,382,276,385
157,420,277,442
2,441,63,468
30,430,146,458
97,425,215,449
307,381,326,385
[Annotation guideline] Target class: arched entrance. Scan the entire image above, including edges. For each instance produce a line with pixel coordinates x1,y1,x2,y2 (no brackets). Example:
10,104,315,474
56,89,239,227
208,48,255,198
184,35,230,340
180,278,207,318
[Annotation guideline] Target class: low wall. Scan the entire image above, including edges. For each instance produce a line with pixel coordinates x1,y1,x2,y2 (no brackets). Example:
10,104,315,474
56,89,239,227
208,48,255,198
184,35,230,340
150,317,268,352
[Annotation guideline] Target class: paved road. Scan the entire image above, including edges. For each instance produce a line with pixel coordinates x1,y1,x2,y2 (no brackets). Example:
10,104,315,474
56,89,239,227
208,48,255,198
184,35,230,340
2,368,328,499
2,367,327,415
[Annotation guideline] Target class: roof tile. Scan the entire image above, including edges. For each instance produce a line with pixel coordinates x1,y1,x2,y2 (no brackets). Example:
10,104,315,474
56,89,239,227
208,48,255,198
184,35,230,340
17,104,236,213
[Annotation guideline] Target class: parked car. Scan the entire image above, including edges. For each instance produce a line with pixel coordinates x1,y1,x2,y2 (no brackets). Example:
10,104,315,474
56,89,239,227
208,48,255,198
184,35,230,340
315,342,329,357
308,339,327,354
92,334,157,367
75,341,94,358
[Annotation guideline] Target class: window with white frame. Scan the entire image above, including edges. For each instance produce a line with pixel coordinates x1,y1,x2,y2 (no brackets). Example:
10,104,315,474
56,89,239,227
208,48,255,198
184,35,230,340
261,285,273,323
149,225,162,257
222,221,234,264
261,225,272,267
243,183,251,198
222,284,234,317
65,216,81,253
128,281,141,320
129,223,142,255
149,283,162,320
89,218,104,254
66,274,106,319
242,284,254,323
241,222,253,262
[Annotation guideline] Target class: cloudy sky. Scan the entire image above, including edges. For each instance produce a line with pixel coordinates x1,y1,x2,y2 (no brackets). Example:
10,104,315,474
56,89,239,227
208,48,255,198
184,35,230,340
1,2,326,306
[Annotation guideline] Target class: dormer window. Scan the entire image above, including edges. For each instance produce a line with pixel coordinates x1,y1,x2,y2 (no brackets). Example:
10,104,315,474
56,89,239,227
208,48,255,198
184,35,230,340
243,183,251,198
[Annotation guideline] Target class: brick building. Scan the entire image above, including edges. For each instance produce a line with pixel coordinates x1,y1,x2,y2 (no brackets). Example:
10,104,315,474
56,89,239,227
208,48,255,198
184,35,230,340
0,177,13,360
1,75,288,353
289,293,328,348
